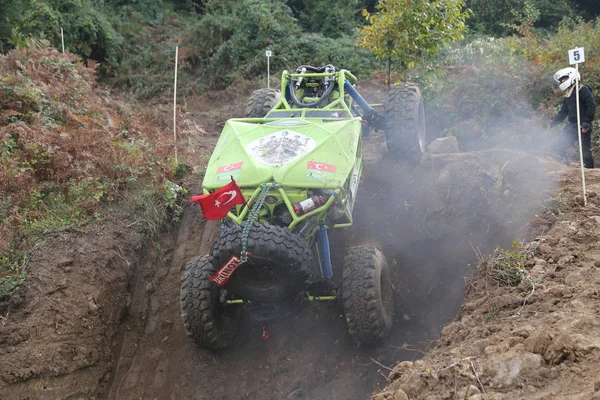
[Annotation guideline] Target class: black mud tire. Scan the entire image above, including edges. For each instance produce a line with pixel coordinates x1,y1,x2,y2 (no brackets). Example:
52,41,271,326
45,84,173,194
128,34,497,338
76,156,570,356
180,255,243,351
384,82,426,164
342,245,394,344
245,88,280,118
210,222,311,302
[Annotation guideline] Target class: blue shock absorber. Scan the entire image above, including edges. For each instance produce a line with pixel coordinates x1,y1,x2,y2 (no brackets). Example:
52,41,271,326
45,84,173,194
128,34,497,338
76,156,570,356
317,226,333,278
344,80,373,114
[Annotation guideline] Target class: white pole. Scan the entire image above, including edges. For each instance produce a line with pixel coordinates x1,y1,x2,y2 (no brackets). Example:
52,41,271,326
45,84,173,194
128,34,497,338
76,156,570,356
61,28,65,54
575,63,587,205
267,56,270,89
173,46,179,164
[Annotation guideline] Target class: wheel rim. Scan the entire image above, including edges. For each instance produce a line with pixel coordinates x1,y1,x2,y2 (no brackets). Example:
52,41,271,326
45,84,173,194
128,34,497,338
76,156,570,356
236,263,282,291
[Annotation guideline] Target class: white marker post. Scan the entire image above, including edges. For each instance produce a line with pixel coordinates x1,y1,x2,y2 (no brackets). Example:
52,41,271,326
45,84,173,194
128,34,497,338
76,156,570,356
266,50,272,89
61,27,65,54
173,46,179,164
568,46,587,205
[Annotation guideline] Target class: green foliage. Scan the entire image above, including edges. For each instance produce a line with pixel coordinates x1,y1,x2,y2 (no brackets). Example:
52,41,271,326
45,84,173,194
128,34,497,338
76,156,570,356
0,249,28,311
185,0,300,88
480,241,531,286
180,0,379,90
467,0,577,36
416,37,547,148
293,0,362,38
163,179,187,221
0,46,175,306
0,0,122,59
358,0,470,73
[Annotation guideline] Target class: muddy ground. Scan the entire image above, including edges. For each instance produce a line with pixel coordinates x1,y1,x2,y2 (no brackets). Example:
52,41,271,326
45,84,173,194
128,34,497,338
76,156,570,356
0,80,583,400
373,168,600,400
102,146,562,400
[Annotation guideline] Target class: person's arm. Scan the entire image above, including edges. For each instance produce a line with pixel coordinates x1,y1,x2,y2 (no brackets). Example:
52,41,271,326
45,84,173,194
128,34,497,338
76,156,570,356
580,86,596,132
550,100,568,128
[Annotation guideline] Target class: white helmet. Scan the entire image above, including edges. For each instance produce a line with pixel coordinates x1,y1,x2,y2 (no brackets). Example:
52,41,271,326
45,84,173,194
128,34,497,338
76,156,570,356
554,67,580,91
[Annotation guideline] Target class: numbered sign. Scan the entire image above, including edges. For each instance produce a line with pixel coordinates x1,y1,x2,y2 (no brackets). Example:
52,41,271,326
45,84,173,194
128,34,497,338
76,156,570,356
265,50,272,57
569,47,585,65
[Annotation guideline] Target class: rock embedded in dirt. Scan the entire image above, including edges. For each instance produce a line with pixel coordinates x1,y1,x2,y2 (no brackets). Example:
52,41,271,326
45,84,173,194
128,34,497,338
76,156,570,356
523,331,553,354
490,348,543,386
393,388,409,400
564,271,583,287
543,333,593,365
427,136,459,154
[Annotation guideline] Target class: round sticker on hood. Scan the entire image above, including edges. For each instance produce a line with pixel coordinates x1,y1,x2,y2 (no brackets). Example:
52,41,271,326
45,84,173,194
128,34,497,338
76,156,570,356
246,130,317,166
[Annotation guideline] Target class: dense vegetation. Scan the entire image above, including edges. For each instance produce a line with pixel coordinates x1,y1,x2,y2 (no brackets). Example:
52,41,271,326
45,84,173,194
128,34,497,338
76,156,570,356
1,0,600,306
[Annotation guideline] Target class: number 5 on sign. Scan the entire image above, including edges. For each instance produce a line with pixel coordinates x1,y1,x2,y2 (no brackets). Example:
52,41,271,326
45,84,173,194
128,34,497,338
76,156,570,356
569,47,585,65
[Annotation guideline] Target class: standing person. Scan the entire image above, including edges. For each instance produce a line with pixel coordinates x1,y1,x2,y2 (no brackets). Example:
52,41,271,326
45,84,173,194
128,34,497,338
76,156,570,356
550,67,596,168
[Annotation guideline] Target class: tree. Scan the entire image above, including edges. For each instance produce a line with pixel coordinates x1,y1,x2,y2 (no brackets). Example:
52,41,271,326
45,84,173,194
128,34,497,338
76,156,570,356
358,0,469,84
466,0,577,36
293,0,362,38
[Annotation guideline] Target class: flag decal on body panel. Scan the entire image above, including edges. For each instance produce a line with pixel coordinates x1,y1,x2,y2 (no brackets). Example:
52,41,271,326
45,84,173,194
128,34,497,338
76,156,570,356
190,179,246,220
307,161,336,173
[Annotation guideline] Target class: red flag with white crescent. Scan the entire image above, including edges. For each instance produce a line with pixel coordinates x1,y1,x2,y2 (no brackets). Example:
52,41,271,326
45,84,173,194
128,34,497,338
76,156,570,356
307,161,337,173
190,180,246,220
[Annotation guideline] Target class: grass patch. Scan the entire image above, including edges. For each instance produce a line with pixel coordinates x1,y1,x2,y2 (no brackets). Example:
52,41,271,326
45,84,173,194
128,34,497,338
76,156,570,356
479,240,536,286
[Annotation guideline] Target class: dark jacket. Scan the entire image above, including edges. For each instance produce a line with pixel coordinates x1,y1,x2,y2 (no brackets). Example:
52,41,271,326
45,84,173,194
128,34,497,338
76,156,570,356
550,85,596,130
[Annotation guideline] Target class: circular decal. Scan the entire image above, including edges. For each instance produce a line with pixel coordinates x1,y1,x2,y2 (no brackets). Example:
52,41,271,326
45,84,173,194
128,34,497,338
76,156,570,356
246,130,317,166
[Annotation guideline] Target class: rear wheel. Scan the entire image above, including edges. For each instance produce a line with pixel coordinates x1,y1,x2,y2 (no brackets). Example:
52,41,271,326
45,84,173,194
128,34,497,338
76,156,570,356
342,245,394,344
210,222,312,302
180,255,243,351
245,88,280,118
384,82,426,164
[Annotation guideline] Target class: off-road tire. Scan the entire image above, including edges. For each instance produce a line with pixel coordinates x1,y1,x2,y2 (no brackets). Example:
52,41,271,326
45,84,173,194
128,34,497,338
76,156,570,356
342,245,394,344
180,255,243,351
384,82,426,164
245,88,280,118
210,222,311,302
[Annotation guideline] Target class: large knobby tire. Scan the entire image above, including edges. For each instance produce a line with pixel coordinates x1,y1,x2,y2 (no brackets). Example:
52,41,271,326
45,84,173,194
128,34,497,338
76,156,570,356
245,88,280,118
180,255,244,351
210,222,311,302
342,245,394,344
384,82,427,164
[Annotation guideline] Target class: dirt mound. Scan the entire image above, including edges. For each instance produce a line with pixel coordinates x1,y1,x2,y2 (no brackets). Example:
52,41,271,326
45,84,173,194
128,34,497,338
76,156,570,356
373,169,600,400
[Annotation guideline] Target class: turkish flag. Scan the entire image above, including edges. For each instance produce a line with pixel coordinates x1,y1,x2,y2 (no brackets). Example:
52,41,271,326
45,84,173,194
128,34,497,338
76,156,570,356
190,180,246,220
307,161,337,173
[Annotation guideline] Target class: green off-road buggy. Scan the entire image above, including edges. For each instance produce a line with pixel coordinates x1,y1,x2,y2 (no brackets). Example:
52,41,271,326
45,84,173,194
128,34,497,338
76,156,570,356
180,65,426,350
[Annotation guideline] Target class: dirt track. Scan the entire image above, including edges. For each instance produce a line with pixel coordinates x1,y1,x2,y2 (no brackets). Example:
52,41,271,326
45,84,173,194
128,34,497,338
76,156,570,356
104,142,559,399
0,81,568,400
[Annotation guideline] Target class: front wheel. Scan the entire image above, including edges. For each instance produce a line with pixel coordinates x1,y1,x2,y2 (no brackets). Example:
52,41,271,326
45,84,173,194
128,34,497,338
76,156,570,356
384,82,427,164
342,245,394,344
180,255,244,351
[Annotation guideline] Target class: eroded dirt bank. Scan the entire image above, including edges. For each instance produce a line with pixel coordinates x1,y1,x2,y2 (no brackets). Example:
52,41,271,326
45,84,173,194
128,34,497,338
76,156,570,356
373,168,600,400
0,146,564,400
102,147,563,400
